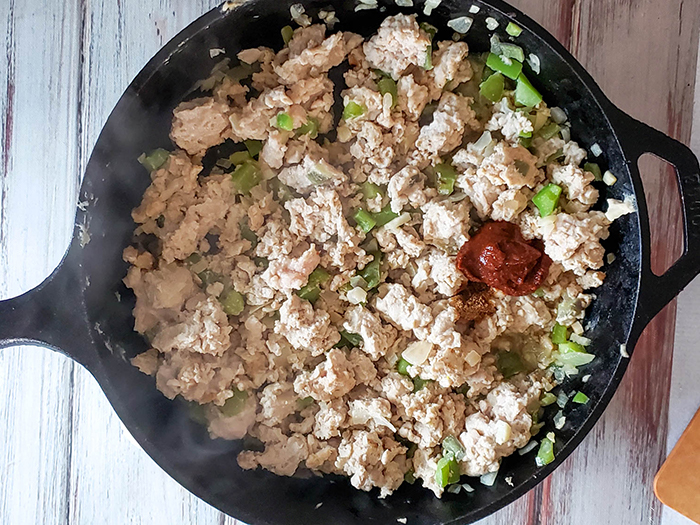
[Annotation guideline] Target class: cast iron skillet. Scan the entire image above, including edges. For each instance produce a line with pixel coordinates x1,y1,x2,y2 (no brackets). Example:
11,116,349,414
2,0,700,523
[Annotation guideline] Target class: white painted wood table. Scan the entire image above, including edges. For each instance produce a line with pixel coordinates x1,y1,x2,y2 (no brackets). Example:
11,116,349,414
1,1,699,524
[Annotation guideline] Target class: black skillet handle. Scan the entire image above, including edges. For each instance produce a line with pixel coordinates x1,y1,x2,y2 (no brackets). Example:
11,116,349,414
0,249,97,371
610,106,700,332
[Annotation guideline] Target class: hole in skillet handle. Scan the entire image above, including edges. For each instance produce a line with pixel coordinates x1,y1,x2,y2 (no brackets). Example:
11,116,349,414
637,154,684,276
608,105,700,333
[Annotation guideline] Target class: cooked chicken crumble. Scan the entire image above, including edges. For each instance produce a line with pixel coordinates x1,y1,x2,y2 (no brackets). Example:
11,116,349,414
125,13,634,498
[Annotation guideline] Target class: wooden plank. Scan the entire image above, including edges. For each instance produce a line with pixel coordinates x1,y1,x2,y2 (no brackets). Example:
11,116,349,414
0,1,82,525
661,41,700,525
65,1,243,524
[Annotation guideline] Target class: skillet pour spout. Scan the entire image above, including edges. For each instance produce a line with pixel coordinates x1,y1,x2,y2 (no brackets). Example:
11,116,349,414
1,0,700,524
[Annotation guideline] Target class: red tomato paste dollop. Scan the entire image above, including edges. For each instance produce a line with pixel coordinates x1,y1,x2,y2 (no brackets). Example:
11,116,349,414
456,221,551,296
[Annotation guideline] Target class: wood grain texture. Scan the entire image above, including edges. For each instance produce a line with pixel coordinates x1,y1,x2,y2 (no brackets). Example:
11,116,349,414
0,1,80,524
0,0,698,524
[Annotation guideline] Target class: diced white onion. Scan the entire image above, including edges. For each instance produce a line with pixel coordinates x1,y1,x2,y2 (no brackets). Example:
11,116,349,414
191,259,208,274
620,344,629,358
465,350,481,367
582,374,591,383
469,4,480,13
494,421,512,444
462,483,475,492
560,126,571,142
518,440,538,455
350,275,369,289
590,142,603,157
290,3,311,26
355,2,377,10
538,214,557,236
606,253,616,264
605,197,635,221
527,53,541,74
553,410,566,430
480,471,498,486
347,287,367,305
402,340,434,365
349,404,396,431
447,191,469,203
489,34,502,55
603,171,617,186
447,16,473,33
546,432,556,443
556,390,569,408
571,320,584,335
472,130,493,153
209,48,225,58
550,107,567,124
337,125,352,142
570,333,592,346
383,212,411,231
485,17,499,30
446,485,462,494
423,0,441,15
397,519,408,525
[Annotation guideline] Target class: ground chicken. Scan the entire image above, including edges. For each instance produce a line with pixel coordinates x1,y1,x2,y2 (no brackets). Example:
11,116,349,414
124,12,634,500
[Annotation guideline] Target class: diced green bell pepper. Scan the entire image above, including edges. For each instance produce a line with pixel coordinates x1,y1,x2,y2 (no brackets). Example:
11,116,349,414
535,436,555,466
228,150,252,166
343,101,365,120
358,252,382,289
540,392,557,406
276,112,294,131
479,72,505,102
506,21,523,37
362,182,383,200
551,323,568,344
244,139,263,158
572,391,589,404
396,357,411,376
377,77,398,108
297,267,330,303
239,220,258,249
231,161,262,194
497,351,525,379
337,330,363,348
354,208,377,233
442,436,466,461
221,389,248,417
486,52,523,80
584,162,603,181
372,204,399,227
538,122,561,140
412,376,429,392
295,117,319,138
515,73,543,107
220,289,245,316
532,183,562,217
435,454,461,487
435,163,458,196
558,341,586,354
138,148,170,172
281,25,294,45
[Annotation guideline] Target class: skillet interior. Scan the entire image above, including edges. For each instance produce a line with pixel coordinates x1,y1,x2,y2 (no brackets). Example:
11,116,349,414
71,0,643,523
